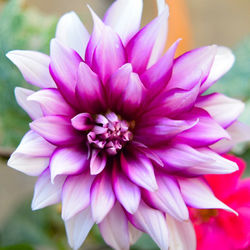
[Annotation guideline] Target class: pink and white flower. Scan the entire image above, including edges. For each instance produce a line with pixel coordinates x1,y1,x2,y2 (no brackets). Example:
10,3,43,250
7,0,249,249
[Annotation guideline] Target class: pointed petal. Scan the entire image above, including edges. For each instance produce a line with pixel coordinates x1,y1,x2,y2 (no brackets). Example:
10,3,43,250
28,88,76,117
14,130,55,157
103,0,143,45
56,11,90,59
6,50,56,88
126,6,169,73
32,168,65,210
128,223,142,245
90,171,115,223
62,171,95,220
15,87,43,120
112,162,141,214
178,177,236,214
121,152,158,192
99,202,130,250
196,93,244,128
167,215,196,250
8,152,49,176
71,113,94,131
50,146,88,183
30,115,82,146
143,173,189,221
75,62,106,113
127,201,168,250
90,149,107,175
50,39,83,107
200,46,235,93
65,207,94,250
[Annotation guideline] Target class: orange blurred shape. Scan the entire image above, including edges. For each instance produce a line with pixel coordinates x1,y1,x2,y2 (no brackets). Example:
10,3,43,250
165,0,193,56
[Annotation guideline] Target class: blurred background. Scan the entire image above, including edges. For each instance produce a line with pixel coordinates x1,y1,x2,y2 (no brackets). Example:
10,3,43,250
0,0,249,249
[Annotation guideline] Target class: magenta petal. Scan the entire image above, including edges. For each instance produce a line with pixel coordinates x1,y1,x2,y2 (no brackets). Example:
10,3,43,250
126,6,169,73
196,93,244,128
90,150,107,175
30,115,82,146
75,62,106,113
112,162,141,214
49,39,83,107
32,168,65,210
142,173,189,221
127,201,168,250
62,171,95,220
121,151,158,192
90,171,115,223
28,88,76,117
99,202,130,250
71,113,94,131
50,146,89,183
103,0,143,45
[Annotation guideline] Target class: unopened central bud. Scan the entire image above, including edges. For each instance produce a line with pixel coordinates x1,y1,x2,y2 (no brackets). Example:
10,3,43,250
87,112,133,155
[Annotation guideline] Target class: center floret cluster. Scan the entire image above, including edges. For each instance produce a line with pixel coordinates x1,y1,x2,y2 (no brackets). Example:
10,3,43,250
87,112,133,155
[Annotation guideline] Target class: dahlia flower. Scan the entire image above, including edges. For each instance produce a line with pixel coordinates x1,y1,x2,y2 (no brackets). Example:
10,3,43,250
6,0,249,249
191,155,250,250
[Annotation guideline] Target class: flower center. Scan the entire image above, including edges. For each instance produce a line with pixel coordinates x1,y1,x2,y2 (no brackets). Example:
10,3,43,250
87,112,133,155
191,208,219,224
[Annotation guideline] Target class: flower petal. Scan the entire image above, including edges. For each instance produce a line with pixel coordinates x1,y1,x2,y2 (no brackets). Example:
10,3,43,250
167,215,196,250
90,171,115,223
143,173,189,221
103,0,143,45
28,88,76,117
196,93,244,128
71,113,94,131
127,201,168,250
90,149,107,175
128,223,142,245
32,168,65,210
62,171,95,220
56,11,90,59
6,50,56,88
112,162,141,214
65,207,94,250
50,39,83,107
15,87,43,120
30,115,82,146
99,202,130,250
126,5,169,73
121,151,158,192
50,146,88,183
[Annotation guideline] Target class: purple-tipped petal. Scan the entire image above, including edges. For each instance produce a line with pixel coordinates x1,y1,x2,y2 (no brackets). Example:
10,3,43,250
167,215,196,250
65,207,94,250
142,173,189,221
121,151,158,192
30,115,82,146
167,45,217,91
32,168,65,210
15,87,43,120
112,163,141,214
7,152,49,177
126,5,169,74
71,113,94,131
28,88,76,117
50,39,83,107
200,46,235,93
14,130,55,157
127,201,168,250
99,202,130,250
90,171,115,223
50,146,89,183
90,149,107,175
62,171,95,220
178,177,237,214
6,50,56,88
196,93,244,128
75,62,106,113
56,11,90,59
103,0,143,46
